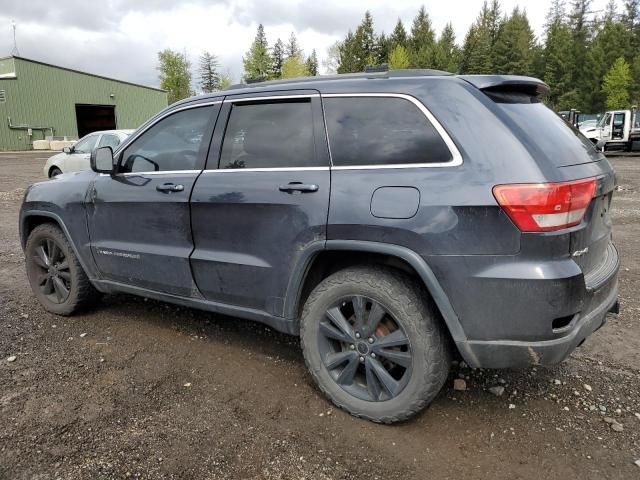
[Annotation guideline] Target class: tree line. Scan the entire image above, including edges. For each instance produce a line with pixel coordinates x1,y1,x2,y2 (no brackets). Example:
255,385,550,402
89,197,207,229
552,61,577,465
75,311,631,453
157,0,640,112
156,27,319,104
332,0,640,112
242,25,319,80
156,49,234,104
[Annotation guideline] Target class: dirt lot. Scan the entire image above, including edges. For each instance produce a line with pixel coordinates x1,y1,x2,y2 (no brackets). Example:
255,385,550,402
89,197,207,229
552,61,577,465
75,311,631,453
1,152,639,479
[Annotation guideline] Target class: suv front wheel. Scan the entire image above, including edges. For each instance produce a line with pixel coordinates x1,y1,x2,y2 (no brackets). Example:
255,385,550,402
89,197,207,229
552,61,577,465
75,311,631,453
25,223,100,315
301,266,451,423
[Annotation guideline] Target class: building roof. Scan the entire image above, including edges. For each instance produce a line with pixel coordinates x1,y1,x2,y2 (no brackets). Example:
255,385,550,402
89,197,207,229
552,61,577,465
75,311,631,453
0,55,165,92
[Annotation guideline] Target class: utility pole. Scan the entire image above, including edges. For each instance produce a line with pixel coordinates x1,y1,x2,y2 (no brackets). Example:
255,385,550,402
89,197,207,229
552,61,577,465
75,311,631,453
11,20,20,56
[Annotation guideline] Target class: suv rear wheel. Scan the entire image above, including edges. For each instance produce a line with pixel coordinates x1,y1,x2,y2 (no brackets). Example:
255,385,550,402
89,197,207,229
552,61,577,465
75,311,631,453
25,223,100,315
300,266,450,423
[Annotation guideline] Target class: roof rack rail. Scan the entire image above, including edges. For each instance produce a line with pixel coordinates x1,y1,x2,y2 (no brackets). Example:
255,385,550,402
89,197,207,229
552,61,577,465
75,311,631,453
224,69,453,90
245,75,267,84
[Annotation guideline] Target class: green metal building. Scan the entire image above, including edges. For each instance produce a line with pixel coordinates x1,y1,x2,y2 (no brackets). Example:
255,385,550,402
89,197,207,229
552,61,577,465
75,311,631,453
0,56,167,151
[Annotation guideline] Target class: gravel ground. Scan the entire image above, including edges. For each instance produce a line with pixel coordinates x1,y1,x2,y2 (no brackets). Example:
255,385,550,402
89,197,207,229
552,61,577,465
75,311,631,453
0,152,639,479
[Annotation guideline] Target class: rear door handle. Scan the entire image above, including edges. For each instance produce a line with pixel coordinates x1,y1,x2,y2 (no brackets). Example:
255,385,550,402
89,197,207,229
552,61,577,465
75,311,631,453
156,182,184,193
279,182,319,193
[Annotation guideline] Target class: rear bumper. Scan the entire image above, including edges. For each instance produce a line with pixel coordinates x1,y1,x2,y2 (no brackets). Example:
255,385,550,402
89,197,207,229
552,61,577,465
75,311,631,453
453,244,620,368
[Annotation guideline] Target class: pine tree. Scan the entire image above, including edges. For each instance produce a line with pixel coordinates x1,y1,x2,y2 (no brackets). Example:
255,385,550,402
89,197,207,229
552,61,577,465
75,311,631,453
390,19,408,48
493,8,535,75
286,32,302,58
568,0,594,111
306,49,319,76
543,0,575,109
337,31,359,73
588,3,632,111
354,11,377,68
409,6,436,68
243,24,272,80
272,38,285,79
198,51,219,93
623,1,640,103
460,2,501,74
377,32,391,65
602,57,632,109
433,23,460,72
157,49,192,104
388,45,410,69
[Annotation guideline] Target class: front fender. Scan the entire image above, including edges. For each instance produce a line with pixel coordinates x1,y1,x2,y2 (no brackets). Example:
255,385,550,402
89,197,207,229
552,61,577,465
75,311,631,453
20,172,100,279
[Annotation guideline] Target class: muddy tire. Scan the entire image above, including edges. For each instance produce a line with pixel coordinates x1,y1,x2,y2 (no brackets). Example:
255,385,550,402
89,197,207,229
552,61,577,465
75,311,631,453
300,266,451,423
25,223,100,315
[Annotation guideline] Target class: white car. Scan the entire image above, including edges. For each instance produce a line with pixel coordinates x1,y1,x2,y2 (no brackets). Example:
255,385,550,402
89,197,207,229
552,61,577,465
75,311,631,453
43,130,134,178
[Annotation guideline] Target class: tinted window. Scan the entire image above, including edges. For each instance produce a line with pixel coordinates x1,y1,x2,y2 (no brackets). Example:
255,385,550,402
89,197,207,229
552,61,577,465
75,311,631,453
98,134,121,149
219,99,316,169
73,134,99,153
120,106,212,173
323,97,452,166
492,101,602,166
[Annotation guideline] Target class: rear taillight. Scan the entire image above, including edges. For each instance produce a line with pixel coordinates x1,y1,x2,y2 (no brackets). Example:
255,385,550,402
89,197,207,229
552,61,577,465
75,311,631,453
492,178,596,232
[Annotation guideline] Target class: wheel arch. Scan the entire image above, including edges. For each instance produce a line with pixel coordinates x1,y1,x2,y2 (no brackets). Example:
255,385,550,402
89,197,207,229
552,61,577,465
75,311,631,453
285,240,466,343
48,165,62,177
21,210,94,281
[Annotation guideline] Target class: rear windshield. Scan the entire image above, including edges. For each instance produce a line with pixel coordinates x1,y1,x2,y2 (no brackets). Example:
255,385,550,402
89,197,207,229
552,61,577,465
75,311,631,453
489,96,602,167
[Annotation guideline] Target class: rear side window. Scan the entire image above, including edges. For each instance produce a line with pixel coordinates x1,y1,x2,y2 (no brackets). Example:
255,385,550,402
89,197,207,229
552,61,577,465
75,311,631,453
323,97,452,166
219,99,317,169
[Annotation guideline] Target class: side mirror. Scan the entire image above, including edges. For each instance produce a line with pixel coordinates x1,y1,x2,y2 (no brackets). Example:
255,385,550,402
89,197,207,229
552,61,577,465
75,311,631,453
63,146,72,154
91,146,116,174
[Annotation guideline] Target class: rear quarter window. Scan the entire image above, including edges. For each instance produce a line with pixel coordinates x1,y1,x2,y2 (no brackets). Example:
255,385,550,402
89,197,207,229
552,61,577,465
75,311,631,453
323,96,453,167
487,96,602,167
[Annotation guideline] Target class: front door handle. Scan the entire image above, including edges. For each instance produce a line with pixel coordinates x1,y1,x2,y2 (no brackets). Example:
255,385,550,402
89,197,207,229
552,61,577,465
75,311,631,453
156,182,184,193
279,182,319,193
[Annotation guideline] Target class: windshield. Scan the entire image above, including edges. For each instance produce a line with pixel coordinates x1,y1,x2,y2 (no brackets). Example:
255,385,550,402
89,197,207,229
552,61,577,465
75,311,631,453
597,113,611,128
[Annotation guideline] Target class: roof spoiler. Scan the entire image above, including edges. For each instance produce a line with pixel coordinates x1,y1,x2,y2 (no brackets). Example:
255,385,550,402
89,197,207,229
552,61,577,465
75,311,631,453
459,75,550,98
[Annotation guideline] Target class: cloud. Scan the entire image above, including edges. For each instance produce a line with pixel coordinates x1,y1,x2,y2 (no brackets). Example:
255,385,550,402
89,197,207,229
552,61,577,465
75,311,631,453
0,0,621,88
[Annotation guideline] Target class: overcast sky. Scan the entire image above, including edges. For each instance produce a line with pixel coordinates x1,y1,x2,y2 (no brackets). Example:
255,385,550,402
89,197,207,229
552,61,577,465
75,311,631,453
0,0,617,89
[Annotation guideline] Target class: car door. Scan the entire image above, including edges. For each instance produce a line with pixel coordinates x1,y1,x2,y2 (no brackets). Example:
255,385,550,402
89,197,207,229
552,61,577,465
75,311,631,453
612,112,626,140
68,133,100,172
190,92,330,316
600,113,613,141
86,102,220,296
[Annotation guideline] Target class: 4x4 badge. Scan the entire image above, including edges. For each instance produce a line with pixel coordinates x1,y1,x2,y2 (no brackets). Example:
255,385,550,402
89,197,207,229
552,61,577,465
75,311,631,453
572,247,589,257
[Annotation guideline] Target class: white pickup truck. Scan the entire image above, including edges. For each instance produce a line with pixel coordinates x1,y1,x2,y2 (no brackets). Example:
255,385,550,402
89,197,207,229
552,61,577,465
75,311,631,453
582,108,639,152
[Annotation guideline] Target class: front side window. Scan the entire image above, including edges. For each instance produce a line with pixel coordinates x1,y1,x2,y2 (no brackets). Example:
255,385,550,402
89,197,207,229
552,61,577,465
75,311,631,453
98,134,121,149
120,106,213,173
323,96,453,166
73,134,99,154
219,99,317,169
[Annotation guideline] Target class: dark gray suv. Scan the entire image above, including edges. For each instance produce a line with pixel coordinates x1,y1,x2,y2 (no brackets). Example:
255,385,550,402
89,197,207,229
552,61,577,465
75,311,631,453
20,70,619,423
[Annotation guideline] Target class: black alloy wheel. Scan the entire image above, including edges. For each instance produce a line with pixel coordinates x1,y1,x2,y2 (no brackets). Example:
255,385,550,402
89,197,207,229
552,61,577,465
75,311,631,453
31,237,72,304
318,295,412,402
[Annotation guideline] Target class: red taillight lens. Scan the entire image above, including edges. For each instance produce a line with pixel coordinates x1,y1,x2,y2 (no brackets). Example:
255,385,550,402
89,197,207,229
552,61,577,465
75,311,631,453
492,178,597,232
